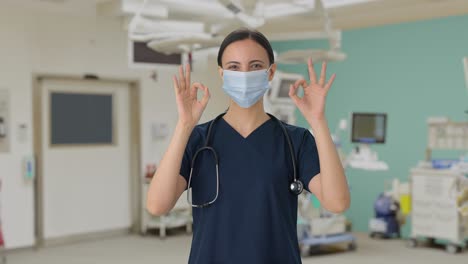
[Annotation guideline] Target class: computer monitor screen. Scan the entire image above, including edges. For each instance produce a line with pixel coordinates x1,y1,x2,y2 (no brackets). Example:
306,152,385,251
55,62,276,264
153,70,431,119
269,71,302,103
128,40,182,69
278,79,295,98
351,113,387,144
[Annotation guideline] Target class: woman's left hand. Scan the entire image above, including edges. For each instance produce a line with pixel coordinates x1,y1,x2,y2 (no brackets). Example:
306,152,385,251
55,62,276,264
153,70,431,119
289,58,336,121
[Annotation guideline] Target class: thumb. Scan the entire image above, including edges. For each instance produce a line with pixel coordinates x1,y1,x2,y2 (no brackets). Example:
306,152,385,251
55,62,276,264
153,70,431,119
200,84,210,108
289,84,300,105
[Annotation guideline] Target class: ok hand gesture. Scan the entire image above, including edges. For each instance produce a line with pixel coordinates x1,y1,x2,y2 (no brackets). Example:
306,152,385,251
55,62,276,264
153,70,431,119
289,58,336,121
173,64,210,128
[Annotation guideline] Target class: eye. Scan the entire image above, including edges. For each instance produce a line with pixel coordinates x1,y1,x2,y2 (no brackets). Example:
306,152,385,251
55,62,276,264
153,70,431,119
228,65,239,70
251,63,263,69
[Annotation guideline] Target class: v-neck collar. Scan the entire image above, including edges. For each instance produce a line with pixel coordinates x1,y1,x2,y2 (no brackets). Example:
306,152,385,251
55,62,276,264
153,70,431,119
220,116,273,140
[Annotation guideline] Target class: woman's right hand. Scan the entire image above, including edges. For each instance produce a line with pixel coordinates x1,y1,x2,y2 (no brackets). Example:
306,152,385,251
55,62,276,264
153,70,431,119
173,64,210,128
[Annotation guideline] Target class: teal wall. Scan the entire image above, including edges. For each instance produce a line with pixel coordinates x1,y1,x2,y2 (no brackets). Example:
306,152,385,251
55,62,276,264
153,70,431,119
272,15,468,237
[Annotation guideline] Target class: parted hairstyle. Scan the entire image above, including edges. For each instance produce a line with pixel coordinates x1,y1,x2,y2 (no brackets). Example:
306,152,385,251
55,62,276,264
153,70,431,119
217,28,275,67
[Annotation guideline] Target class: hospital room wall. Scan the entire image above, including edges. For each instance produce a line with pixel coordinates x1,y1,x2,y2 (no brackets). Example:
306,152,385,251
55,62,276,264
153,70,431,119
0,7,226,249
272,14,468,236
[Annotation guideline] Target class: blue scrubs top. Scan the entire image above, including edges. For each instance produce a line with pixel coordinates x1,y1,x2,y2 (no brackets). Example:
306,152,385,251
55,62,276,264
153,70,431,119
180,115,320,264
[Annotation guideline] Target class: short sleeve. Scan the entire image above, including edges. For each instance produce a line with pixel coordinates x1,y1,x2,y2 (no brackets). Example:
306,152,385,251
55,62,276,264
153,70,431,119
298,129,321,193
180,128,202,190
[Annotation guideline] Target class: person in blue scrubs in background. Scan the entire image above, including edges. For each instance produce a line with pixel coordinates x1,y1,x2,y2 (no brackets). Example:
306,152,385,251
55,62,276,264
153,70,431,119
147,28,350,264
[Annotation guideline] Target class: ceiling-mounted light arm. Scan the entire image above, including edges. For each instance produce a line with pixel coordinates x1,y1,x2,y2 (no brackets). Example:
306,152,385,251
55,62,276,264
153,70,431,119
313,0,331,34
210,22,235,36
329,31,342,50
269,30,341,41
253,1,265,17
217,0,265,28
129,19,208,42
128,0,149,37
130,31,207,42
314,0,340,51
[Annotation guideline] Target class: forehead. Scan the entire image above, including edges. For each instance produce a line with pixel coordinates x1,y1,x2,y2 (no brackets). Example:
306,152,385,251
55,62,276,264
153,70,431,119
222,39,269,63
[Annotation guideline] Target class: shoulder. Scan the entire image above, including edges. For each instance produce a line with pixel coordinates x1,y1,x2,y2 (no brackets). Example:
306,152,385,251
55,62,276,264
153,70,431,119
186,119,212,148
193,119,211,137
280,122,311,140
278,121,316,151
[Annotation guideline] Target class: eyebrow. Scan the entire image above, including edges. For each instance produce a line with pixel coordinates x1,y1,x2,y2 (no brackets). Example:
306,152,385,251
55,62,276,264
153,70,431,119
225,60,266,65
249,60,265,64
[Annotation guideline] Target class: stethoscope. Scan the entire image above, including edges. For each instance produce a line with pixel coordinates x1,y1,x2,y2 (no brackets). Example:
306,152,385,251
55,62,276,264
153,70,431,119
187,112,304,208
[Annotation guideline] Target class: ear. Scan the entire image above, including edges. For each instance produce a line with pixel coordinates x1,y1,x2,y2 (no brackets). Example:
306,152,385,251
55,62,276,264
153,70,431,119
268,63,277,81
218,66,224,80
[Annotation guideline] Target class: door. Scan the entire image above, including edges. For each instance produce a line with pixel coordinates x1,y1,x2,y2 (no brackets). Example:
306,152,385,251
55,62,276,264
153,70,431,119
36,77,135,242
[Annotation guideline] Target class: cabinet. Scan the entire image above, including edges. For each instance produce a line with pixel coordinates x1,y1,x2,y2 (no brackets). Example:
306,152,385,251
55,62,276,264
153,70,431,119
409,168,468,252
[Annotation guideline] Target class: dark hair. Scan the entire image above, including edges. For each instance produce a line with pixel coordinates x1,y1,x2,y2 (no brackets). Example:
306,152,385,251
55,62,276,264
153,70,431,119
217,28,275,67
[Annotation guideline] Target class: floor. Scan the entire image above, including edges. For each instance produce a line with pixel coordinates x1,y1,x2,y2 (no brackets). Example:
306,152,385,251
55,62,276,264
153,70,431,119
5,232,468,264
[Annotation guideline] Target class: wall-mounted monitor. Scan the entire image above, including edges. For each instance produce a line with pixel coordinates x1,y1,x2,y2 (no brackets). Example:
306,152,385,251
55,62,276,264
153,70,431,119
351,112,387,144
269,71,302,104
128,40,183,69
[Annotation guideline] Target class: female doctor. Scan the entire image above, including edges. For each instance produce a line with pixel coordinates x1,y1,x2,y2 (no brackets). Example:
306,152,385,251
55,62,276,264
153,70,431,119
146,28,350,264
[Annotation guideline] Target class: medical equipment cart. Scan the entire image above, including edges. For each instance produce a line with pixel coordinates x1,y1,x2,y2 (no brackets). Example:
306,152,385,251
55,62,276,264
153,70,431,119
297,193,356,256
298,219,356,256
407,118,468,253
141,178,192,238
408,169,468,253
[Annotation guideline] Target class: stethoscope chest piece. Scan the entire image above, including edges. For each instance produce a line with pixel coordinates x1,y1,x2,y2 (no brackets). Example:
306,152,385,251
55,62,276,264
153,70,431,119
290,180,303,195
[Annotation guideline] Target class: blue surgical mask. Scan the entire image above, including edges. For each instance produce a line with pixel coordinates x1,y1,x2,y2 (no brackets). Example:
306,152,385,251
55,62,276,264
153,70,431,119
222,67,271,108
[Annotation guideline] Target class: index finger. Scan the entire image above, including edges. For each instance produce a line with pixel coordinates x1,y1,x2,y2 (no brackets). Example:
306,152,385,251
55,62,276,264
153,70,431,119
307,58,317,84
173,75,180,94
185,63,191,90
319,61,327,86
293,78,308,89
178,65,186,92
